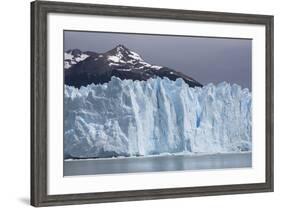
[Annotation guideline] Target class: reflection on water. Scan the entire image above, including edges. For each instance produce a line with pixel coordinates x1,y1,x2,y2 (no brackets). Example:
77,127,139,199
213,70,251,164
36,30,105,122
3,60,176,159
64,152,252,176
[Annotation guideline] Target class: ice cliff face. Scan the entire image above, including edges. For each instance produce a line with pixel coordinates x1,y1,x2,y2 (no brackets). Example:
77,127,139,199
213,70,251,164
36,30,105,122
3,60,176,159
64,77,252,159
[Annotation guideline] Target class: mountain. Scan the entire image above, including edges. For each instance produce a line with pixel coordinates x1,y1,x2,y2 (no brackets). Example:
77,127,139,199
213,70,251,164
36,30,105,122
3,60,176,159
64,45,203,88
64,77,252,159
64,49,98,69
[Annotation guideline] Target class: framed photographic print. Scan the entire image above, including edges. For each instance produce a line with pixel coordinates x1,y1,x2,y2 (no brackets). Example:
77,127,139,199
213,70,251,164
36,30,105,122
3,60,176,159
31,0,274,207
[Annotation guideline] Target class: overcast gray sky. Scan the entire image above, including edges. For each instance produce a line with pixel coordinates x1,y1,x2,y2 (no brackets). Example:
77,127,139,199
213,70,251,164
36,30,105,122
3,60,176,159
64,31,252,90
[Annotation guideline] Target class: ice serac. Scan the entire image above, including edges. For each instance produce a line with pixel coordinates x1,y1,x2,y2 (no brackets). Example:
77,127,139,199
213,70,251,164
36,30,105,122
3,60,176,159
64,77,252,159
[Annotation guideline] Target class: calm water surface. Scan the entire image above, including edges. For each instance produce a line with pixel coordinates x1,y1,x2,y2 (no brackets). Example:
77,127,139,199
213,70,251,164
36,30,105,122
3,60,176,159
64,152,251,176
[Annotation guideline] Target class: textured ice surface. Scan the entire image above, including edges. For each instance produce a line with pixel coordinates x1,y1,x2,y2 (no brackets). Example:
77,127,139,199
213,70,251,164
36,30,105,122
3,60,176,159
64,77,252,159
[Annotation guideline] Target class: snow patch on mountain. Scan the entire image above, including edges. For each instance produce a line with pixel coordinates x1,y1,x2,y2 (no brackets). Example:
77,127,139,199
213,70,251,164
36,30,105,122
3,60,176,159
128,51,143,61
64,50,89,69
64,77,252,159
151,65,162,70
105,47,163,71
107,55,126,63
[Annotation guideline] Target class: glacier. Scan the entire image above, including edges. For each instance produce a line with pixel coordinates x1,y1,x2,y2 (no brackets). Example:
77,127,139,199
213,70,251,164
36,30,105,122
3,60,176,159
64,77,252,159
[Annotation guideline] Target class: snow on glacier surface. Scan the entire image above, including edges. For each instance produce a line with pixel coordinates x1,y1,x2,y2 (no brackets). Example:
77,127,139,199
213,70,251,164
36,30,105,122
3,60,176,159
64,77,252,159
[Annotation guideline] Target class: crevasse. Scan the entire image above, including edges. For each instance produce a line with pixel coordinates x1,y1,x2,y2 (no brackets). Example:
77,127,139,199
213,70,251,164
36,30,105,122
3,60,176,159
64,77,252,159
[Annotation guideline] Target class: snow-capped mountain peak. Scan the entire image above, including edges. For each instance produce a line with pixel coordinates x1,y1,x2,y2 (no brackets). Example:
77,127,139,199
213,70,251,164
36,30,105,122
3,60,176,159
64,45,203,88
112,44,131,54
64,49,90,69
105,44,144,64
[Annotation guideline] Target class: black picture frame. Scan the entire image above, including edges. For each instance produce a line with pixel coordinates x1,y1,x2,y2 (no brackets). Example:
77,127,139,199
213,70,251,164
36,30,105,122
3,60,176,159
31,0,274,207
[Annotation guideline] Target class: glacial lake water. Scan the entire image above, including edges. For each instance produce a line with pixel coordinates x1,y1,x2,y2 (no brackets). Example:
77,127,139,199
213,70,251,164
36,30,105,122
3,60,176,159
64,152,252,176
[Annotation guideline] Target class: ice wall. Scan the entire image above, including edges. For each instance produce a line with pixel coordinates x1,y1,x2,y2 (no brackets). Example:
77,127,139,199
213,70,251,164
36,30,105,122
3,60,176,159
64,77,252,159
